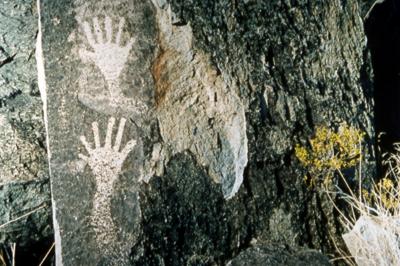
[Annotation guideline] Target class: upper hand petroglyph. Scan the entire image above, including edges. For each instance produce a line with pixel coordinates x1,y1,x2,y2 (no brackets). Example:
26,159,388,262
79,17,135,83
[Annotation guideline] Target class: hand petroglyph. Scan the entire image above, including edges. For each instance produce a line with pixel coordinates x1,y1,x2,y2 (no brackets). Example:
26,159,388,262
79,116,136,254
79,17,135,98
79,116,136,184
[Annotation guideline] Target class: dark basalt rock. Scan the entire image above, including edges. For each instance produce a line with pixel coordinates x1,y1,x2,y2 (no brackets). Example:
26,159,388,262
0,180,53,265
133,153,250,265
149,0,375,258
227,244,331,266
0,0,52,264
0,0,381,265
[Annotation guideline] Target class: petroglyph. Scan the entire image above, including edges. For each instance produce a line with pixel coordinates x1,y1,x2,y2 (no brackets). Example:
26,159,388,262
79,17,134,97
79,116,136,256
77,16,148,117
43,1,155,263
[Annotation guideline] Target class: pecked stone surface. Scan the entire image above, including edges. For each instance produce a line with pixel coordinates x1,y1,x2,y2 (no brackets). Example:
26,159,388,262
41,0,153,264
3,0,377,265
0,0,52,263
42,0,250,263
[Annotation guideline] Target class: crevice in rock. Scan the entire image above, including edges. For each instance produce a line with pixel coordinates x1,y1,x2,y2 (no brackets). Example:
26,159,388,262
365,0,400,172
0,52,16,68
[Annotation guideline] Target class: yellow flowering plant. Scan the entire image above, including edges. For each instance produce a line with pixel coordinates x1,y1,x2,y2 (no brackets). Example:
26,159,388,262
296,124,400,265
295,123,365,188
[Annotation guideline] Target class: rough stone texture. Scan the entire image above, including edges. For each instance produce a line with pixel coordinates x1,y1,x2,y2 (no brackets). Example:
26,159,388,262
133,153,249,265
227,244,331,266
0,0,52,264
0,180,53,265
42,0,250,263
149,2,248,199
343,215,400,266
157,0,375,259
0,0,379,265
42,0,154,264
0,0,47,183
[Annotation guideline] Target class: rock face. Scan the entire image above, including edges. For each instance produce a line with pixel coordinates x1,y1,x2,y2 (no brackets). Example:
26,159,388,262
150,2,248,199
132,0,375,263
41,0,250,263
343,215,400,266
41,1,152,264
0,1,48,183
0,0,52,264
227,244,331,266
2,0,377,265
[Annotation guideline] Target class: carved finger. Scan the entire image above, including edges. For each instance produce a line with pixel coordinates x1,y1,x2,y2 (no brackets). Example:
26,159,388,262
93,17,104,44
80,135,92,153
78,49,96,63
124,37,135,50
114,118,126,152
92,121,100,148
105,16,113,43
115,18,125,45
105,117,116,148
121,139,137,159
78,153,89,164
82,21,96,48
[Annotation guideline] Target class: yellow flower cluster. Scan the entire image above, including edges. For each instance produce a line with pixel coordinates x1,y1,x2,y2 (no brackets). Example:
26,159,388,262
295,123,365,188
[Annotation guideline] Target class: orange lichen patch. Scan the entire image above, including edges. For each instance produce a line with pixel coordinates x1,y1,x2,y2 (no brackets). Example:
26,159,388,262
152,47,172,108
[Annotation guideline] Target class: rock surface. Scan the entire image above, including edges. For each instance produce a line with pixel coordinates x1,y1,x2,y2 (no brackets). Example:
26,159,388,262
134,0,376,261
0,180,53,264
150,2,248,199
0,0,48,183
0,0,52,264
227,244,331,266
1,0,379,265
343,215,400,266
41,0,250,263
42,0,152,264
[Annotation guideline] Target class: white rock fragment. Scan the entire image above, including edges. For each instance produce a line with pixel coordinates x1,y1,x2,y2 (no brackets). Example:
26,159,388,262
342,215,400,266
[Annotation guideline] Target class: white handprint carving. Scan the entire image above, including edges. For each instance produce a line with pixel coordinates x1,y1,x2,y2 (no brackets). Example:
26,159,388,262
77,16,148,118
79,17,135,98
79,117,136,180
79,117,136,253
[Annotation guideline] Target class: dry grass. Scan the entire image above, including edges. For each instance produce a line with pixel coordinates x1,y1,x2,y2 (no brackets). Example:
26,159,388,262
0,251,7,266
327,144,400,266
38,242,55,266
0,204,53,266
295,125,400,265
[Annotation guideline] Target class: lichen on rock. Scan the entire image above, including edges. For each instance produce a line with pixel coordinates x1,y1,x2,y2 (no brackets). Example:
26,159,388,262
149,2,248,199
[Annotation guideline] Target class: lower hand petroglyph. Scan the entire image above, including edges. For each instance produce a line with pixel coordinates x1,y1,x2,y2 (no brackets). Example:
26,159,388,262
79,117,136,183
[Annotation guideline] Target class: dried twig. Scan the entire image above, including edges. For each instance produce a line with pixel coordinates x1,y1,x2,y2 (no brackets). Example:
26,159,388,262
38,242,55,266
0,204,46,229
